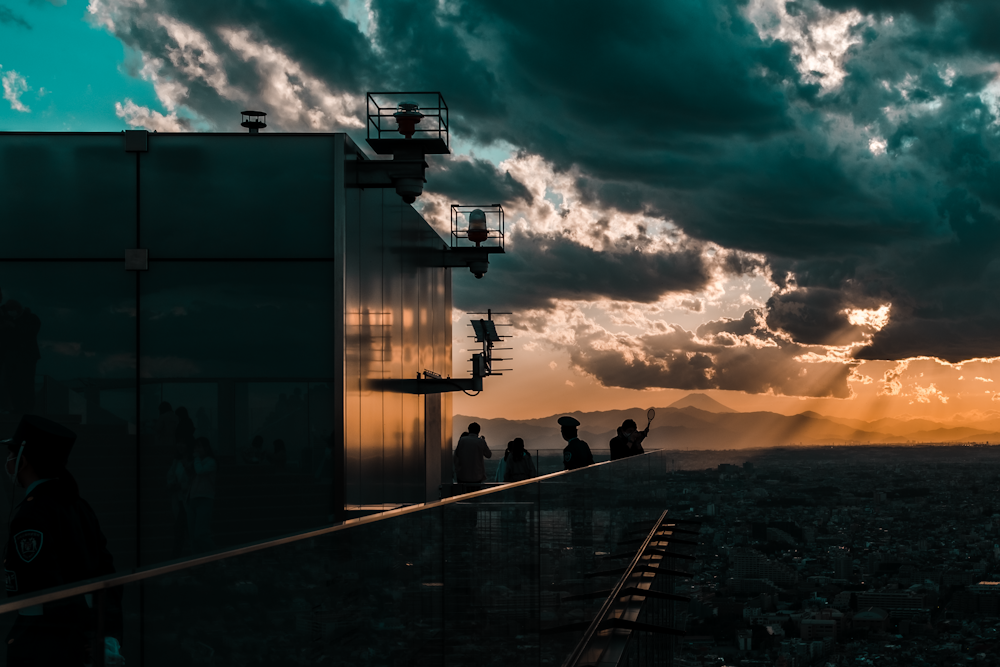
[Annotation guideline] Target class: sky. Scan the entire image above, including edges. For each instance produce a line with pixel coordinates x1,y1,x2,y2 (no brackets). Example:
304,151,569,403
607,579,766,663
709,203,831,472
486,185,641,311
2,0,1000,423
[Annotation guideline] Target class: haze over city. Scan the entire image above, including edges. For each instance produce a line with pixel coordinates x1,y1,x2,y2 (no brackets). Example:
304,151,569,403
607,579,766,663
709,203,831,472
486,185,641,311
4,0,1000,427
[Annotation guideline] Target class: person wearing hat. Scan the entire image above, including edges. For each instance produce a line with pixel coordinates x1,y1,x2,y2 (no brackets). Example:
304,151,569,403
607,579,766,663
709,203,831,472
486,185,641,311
609,419,648,461
558,416,594,471
3,415,124,666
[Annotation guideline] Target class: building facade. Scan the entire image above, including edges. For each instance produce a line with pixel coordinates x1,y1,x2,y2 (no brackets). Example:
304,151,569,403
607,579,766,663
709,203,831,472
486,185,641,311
0,130,456,573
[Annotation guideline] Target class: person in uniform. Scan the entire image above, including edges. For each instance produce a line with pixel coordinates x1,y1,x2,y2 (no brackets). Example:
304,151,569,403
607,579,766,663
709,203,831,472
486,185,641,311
3,415,124,667
558,416,594,471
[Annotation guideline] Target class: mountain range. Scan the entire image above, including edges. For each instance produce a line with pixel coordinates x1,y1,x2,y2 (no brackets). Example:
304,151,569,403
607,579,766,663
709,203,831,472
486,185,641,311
456,393,1000,451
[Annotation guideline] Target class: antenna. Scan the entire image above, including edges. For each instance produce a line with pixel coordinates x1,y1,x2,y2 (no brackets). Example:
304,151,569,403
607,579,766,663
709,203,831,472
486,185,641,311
466,308,514,377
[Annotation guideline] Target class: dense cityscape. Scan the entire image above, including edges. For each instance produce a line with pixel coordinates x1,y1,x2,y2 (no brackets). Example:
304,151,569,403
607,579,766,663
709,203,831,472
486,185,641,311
663,445,1000,667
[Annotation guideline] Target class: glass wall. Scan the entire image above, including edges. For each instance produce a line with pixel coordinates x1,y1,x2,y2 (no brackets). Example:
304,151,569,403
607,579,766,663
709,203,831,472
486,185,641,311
0,451,692,667
0,130,457,662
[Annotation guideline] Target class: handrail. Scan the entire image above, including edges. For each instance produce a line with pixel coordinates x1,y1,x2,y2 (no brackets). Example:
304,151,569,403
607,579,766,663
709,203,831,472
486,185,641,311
561,510,677,667
0,449,667,616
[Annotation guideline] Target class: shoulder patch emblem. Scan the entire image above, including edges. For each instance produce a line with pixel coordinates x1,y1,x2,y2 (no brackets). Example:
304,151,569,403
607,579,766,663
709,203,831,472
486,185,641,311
4,569,16,592
14,530,43,563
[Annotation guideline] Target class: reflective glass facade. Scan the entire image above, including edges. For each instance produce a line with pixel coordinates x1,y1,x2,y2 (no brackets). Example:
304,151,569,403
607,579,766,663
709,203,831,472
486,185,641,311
0,131,454,658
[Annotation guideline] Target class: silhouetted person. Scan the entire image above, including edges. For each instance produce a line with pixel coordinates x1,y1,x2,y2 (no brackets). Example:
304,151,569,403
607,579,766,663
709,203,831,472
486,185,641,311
268,439,287,469
174,406,195,447
454,422,491,484
3,415,125,666
503,438,537,482
243,435,265,464
609,419,648,461
0,301,40,414
166,439,192,558
559,416,594,470
155,401,178,448
188,437,217,554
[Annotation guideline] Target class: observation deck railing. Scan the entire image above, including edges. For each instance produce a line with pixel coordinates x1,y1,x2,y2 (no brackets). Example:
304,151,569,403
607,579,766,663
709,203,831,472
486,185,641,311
0,449,696,666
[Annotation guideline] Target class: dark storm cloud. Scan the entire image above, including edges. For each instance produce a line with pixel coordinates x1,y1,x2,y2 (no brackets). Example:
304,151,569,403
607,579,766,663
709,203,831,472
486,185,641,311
562,309,854,397
97,0,378,125
426,156,533,206
0,5,30,29
453,226,767,312
455,230,713,311
368,0,795,166
816,0,1000,58
101,0,1000,379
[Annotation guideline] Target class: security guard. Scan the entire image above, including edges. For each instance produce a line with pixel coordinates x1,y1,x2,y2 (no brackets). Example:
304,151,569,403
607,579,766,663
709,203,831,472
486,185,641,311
558,416,594,471
3,415,124,666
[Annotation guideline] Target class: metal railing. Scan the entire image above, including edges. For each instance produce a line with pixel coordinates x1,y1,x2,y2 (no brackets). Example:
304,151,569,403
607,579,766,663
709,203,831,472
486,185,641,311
560,511,699,667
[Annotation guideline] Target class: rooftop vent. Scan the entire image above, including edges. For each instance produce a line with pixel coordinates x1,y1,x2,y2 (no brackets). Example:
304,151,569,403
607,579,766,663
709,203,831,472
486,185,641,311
240,110,267,134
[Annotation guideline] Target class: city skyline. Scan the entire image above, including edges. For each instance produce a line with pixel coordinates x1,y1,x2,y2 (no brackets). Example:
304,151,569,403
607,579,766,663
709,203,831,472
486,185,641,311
4,0,1000,423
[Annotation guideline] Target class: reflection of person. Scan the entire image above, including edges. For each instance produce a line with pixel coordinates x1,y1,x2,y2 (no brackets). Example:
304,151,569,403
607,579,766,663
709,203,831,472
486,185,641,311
0,300,41,414
242,435,265,464
502,438,537,482
188,437,217,554
268,439,286,469
166,440,192,558
609,419,648,461
559,416,594,471
174,407,195,447
3,415,125,666
155,402,178,448
454,423,491,483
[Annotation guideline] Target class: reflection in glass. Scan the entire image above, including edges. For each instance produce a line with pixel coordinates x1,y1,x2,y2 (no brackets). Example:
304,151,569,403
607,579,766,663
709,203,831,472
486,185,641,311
0,262,138,661
0,134,135,257
138,263,336,561
140,135,336,258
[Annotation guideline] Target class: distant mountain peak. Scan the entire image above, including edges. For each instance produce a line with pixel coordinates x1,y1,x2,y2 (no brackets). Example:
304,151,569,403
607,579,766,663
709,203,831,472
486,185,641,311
667,393,737,413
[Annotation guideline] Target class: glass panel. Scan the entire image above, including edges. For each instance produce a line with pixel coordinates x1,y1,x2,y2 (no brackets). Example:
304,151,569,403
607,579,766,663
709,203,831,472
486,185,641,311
0,134,135,258
0,262,138,665
138,262,336,562
0,451,690,667
140,135,336,258
139,507,446,667
537,455,667,663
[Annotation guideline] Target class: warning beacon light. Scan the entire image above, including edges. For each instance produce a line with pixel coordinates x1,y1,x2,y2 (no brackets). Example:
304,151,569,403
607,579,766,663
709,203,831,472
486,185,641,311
449,205,505,279
393,102,423,139
467,209,489,246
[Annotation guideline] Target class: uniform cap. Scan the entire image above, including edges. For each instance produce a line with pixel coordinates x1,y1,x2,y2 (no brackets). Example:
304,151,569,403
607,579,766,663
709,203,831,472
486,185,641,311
557,416,580,428
3,415,77,474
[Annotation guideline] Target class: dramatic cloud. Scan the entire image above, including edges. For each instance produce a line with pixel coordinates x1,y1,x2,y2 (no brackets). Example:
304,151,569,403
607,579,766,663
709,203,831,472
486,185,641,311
115,99,189,131
522,307,854,397
1,69,30,112
85,0,1000,396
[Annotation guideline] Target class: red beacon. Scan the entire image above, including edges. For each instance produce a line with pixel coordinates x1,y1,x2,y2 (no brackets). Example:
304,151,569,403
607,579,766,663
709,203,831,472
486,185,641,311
393,102,423,139
467,209,489,245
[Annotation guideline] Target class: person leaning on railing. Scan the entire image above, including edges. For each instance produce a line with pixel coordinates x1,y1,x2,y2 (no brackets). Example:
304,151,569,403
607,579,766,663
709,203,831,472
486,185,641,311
454,422,491,484
501,438,536,482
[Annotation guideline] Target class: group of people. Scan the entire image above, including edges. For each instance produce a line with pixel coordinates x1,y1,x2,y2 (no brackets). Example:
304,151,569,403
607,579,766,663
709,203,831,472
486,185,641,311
453,415,650,484
241,435,287,468
159,402,218,558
